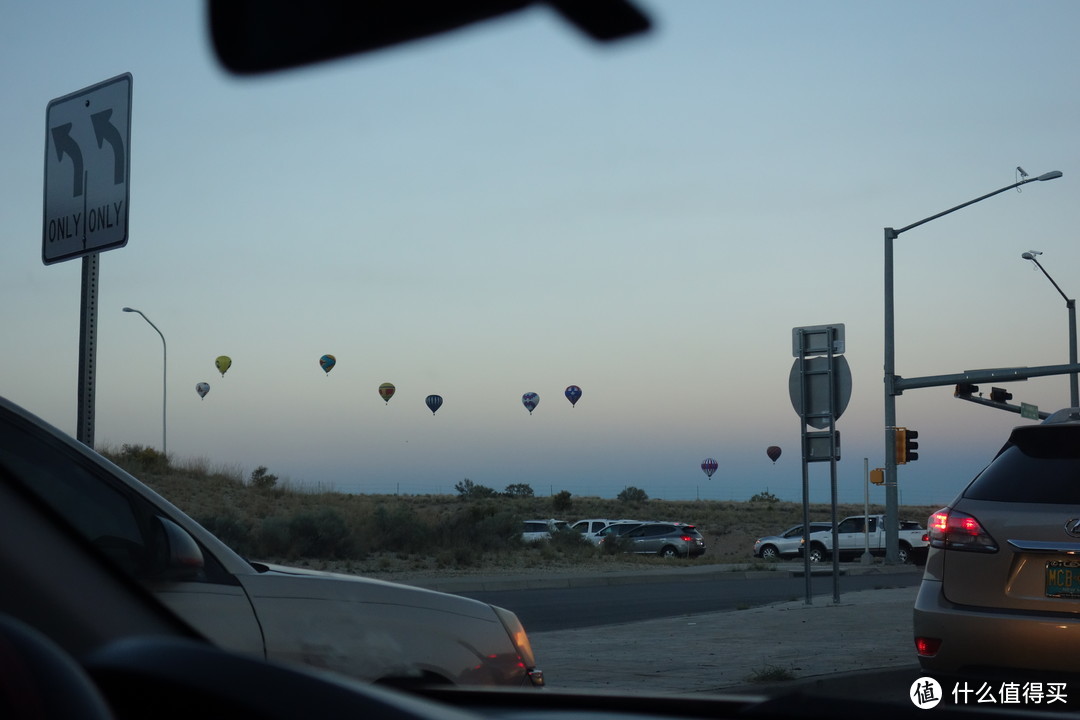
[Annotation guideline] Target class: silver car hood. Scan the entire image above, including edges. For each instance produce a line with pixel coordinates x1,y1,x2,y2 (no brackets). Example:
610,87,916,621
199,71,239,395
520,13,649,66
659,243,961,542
248,563,496,620
246,561,496,626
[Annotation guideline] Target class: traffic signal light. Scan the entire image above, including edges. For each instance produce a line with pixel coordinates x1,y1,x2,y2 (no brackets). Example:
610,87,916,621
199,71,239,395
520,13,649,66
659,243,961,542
990,387,1013,403
895,427,919,464
905,429,919,462
954,383,979,397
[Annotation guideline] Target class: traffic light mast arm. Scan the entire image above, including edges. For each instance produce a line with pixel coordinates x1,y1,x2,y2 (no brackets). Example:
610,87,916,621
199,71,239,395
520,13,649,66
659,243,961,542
893,362,1080,394
954,392,1051,420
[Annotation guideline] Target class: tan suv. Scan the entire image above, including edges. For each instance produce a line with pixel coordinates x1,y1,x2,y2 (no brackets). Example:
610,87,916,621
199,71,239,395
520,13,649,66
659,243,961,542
914,409,1080,675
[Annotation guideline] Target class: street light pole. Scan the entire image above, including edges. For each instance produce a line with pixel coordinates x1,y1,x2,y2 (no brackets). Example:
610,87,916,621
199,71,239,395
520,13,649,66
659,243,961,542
884,170,1062,563
1022,251,1079,408
122,307,167,456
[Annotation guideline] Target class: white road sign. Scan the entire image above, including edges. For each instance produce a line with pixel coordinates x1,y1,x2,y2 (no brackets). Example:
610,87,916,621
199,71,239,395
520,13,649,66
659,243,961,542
43,73,132,265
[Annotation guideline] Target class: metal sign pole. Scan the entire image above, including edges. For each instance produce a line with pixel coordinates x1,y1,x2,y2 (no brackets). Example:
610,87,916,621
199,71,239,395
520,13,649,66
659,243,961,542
798,330,812,605
76,253,99,448
826,327,840,604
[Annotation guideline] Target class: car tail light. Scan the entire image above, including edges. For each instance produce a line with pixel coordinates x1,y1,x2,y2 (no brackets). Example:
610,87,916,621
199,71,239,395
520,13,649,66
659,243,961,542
915,636,942,657
680,535,694,542
928,508,998,553
492,605,544,687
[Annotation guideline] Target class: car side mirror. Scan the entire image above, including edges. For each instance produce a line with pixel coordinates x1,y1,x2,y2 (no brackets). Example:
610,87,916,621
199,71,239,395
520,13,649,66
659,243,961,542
149,516,205,581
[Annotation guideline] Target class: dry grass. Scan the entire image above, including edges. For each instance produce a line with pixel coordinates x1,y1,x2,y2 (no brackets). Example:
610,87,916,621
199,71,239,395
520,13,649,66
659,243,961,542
102,445,937,577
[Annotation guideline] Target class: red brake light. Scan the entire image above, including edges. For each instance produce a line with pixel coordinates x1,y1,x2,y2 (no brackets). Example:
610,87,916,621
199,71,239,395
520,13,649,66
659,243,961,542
929,510,948,533
928,507,998,553
915,637,942,657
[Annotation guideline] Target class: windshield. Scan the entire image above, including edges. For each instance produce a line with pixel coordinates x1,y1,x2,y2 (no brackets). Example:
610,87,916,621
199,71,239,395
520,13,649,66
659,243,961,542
3,1,1079,714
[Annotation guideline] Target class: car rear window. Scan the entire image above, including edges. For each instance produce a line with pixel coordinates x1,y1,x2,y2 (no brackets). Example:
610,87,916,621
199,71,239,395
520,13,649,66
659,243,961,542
963,426,1080,504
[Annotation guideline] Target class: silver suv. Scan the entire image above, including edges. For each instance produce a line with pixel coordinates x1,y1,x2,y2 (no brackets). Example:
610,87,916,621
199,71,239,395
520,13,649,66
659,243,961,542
914,409,1080,675
617,522,706,558
753,522,832,560
0,394,543,689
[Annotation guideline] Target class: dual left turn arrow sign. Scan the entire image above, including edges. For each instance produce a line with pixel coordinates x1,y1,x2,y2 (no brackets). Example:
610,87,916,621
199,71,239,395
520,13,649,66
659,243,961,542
42,73,132,265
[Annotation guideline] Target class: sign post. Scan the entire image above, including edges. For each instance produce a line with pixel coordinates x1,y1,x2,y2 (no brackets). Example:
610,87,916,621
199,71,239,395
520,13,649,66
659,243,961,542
791,323,848,605
43,73,132,448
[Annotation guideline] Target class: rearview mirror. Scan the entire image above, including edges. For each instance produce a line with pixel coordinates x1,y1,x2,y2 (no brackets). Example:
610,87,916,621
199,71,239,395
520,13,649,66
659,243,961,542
208,0,650,74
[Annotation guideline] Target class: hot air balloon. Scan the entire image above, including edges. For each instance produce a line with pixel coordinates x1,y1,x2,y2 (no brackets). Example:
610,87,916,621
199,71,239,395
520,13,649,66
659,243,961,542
379,382,396,404
564,385,582,407
319,354,336,375
426,394,443,415
215,355,231,376
195,382,210,399
701,458,718,479
522,392,540,415
767,446,782,464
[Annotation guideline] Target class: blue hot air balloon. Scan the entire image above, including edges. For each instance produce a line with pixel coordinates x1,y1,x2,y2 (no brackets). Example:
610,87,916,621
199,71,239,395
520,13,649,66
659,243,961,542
701,458,718,479
426,394,443,415
319,354,336,375
564,385,582,407
522,392,540,415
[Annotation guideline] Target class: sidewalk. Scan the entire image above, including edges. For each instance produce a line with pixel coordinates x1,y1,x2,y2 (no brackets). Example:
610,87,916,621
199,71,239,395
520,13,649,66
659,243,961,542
530,584,921,697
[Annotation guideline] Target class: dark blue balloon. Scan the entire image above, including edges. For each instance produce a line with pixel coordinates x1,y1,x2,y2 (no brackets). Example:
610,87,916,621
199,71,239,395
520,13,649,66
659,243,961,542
425,394,443,415
564,385,582,407
522,392,540,415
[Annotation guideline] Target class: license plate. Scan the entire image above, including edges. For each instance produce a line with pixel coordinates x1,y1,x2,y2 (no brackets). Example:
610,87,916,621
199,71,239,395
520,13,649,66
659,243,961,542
1045,560,1080,598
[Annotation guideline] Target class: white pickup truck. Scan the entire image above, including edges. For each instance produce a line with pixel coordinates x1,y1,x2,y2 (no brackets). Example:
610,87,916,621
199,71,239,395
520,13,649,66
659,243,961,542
802,514,928,564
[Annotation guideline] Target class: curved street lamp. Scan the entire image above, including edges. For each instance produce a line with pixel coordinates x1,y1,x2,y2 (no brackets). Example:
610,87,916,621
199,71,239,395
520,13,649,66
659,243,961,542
1021,250,1078,408
122,307,167,456
883,169,1062,563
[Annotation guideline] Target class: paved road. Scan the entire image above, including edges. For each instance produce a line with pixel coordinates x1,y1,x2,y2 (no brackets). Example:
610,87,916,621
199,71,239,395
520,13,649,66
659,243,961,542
457,571,921,631
404,563,1078,712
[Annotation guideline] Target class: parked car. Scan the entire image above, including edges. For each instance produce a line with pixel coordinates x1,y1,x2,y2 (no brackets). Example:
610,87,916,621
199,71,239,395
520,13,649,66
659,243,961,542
800,514,928,564
612,523,706,558
570,518,642,544
0,394,543,689
569,518,612,539
753,522,832,560
595,520,644,543
914,409,1080,675
521,519,568,543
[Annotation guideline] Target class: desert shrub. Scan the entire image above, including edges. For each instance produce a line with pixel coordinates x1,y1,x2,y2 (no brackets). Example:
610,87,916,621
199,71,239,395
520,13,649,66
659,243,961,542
113,444,170,474
371,503,431,553
436,502,518,553
600,535,633,555
197,512,252,553
249,466,278,489
552,490,573,512
257,516,293,557
548,527,592,555
617,486,649,504
504,483,534,498
288,508,353,558
455,478,498,500
749,490,779,504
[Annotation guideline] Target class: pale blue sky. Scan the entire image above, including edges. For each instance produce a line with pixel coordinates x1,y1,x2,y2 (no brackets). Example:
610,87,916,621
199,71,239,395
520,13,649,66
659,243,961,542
3,1,1078,506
